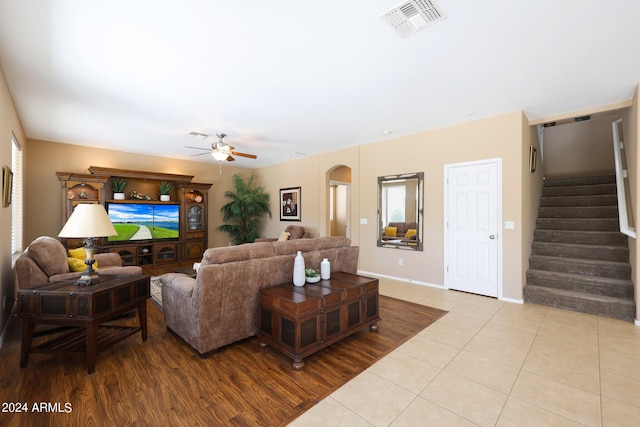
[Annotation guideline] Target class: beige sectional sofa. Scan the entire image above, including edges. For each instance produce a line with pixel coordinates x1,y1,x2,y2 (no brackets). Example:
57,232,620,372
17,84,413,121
159,236,359,355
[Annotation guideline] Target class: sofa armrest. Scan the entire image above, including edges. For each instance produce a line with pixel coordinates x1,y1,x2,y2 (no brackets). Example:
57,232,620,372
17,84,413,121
160,273,196,298
15,257,49,289
95,252,122,268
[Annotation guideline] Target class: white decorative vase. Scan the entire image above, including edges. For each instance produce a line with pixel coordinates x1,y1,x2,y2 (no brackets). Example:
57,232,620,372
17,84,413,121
293,251,305,287
160,195,170,201
114,193,125,200
321,258,331,280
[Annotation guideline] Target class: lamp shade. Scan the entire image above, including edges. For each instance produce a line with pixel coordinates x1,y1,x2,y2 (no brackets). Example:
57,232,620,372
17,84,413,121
59,203,117,238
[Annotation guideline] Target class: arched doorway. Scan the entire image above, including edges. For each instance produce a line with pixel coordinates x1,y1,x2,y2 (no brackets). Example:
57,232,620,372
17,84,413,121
327,165,351,238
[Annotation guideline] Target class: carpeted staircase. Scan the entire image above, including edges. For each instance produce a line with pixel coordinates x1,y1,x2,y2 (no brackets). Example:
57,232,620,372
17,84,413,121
524,175,636,321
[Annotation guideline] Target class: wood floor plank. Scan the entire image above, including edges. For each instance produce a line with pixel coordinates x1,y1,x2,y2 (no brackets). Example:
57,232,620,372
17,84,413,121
0,295,446,426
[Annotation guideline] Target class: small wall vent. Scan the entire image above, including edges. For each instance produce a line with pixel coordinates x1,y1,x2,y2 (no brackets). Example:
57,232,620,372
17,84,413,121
381,0,446,38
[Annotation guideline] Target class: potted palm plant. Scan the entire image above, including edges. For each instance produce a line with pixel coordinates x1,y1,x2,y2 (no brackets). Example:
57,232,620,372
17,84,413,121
112,179,127,200
159,181,173,201
218,172,271,244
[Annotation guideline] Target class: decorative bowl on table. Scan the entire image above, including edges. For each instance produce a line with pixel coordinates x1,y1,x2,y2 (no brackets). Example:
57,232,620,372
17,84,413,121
306,275,321,283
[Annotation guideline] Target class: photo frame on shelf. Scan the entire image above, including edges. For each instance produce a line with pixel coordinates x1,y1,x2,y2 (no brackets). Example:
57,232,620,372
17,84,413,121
280,187,301,221
2,165,13,208
529,146,537,173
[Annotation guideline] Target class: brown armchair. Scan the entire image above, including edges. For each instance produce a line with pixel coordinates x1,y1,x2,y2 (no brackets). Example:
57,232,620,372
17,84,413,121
255,225,310,242
15,236,142,289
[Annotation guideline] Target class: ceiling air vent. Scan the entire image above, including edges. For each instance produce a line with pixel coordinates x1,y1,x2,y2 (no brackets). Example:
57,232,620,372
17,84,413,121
382,0,446,38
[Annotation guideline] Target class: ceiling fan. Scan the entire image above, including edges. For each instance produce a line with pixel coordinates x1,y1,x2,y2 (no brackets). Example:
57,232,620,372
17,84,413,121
185,133,257,162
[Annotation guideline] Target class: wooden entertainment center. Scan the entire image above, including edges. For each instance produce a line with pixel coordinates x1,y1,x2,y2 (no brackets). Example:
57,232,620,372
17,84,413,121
57,166,212,271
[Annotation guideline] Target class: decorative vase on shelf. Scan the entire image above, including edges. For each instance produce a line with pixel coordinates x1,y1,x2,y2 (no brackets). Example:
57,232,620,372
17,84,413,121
160,195,170,201
114,193,125,200
321,258,330,280
293,251,305,287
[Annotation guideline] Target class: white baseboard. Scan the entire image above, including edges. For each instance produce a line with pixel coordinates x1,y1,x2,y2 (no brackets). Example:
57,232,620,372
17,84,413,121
357,270,443,289
499,296,524,304
635,318,640,327
357,270,529,305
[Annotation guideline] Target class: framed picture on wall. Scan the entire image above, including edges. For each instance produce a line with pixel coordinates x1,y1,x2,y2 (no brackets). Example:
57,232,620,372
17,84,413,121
2,165,13,208
280,187,301,221
529,146,537,173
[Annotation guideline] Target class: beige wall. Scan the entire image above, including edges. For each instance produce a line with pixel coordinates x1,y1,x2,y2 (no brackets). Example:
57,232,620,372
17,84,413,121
0,66,26,337
543,116,616,179
23,139,254,249
522,118,544,293
355,112,526,300
258,146,361,243
627,85,640,323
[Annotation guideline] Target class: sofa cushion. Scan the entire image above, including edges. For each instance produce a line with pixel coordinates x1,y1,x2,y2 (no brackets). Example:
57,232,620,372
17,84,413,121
388,222,407,234
314,236,351,250
27,236,69,277
202,242,273,265
404,229,417,239
272,238,315,255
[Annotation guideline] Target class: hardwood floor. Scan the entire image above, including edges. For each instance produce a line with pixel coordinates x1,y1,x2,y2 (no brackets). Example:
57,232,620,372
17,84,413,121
0,295,446,426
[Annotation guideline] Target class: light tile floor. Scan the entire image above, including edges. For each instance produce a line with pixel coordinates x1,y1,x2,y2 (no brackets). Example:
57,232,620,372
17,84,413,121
290,278,640,427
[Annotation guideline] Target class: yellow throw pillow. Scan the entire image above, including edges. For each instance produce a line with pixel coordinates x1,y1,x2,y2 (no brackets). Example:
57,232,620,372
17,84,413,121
68,257,88,272
384,226,397,237
405,229,417,239
68,247,86,259
277,231,291,242
68,248,98,270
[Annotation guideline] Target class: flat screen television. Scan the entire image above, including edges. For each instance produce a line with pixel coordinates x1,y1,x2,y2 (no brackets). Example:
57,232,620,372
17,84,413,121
106,202,180,242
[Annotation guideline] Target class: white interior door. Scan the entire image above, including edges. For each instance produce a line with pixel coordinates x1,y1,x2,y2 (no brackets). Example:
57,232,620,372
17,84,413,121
445,159,501,297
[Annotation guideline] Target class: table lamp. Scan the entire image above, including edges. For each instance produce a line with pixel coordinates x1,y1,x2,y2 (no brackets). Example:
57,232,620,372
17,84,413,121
58,203,117,285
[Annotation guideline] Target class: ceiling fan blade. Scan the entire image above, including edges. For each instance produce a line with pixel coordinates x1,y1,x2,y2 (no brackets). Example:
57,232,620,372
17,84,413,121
185,145,212,151
231,151,257,159
190,152,211,157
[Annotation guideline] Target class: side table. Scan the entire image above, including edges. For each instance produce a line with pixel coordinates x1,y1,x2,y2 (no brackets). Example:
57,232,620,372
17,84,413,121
16,274,150,374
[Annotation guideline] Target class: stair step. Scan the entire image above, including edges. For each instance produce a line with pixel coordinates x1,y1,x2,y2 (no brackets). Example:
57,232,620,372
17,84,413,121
540,194,618,207
543,175,616,187
542,183,616,197
532,241,629,262
538,206,618,218
536,217,619,231
523,285,635,322
526,269,634,298
529,255,631,279
534,229,628,246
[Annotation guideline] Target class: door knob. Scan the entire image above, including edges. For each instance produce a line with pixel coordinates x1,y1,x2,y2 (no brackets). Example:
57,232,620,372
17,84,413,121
489,235,496,239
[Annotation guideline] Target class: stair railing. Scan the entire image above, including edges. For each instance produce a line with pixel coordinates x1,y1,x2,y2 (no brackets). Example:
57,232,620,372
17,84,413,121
612,119,636,238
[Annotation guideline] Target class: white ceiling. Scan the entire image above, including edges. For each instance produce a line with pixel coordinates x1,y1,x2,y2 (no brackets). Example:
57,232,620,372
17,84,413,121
1,0,640,168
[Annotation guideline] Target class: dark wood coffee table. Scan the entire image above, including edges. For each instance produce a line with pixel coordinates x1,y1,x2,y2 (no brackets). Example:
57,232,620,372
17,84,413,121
257,272,379,369
16,274,150,374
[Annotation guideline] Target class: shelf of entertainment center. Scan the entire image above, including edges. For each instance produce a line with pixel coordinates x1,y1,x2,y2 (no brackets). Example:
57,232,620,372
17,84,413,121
107,242,178,266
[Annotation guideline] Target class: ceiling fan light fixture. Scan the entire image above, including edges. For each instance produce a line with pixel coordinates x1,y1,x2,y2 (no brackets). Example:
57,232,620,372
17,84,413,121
212,151,228,161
